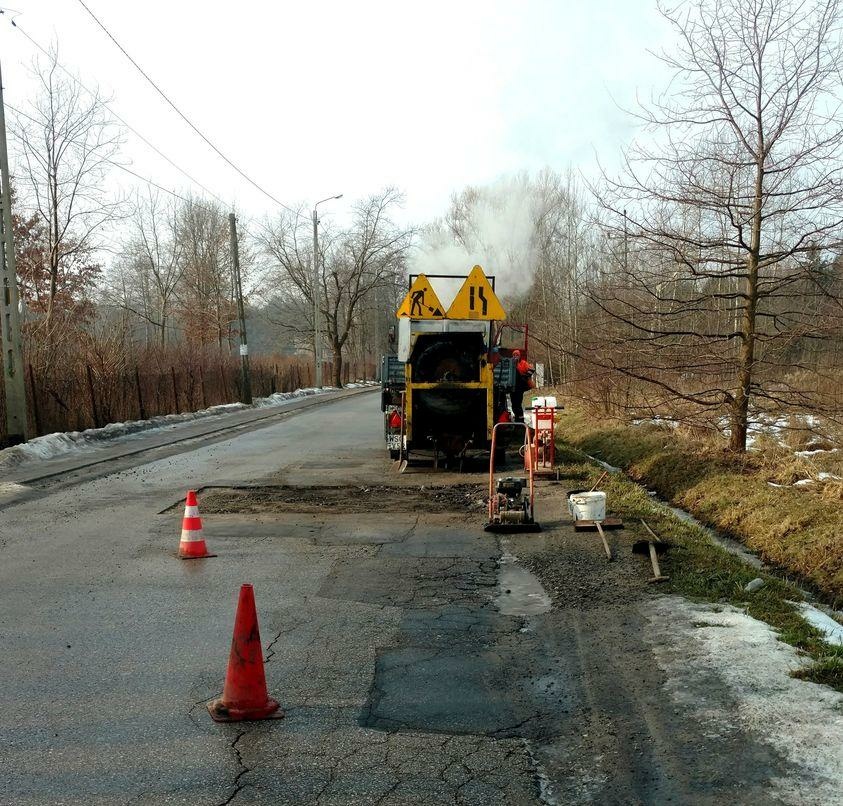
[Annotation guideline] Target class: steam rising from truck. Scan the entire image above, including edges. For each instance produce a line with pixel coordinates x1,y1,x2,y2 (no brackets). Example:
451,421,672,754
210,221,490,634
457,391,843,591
411,175,540,300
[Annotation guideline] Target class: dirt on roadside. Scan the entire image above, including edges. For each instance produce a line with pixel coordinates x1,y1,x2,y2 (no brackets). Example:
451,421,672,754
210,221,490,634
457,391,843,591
199,483,487,515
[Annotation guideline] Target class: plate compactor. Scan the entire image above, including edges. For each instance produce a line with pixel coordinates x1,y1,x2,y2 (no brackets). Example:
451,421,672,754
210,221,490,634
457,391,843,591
485,421,541,533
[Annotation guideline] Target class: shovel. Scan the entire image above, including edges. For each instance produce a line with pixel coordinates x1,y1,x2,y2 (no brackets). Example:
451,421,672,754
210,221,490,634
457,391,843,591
632,519,671,583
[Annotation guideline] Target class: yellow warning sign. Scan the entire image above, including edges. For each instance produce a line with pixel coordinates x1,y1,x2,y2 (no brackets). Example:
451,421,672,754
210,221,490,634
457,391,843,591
446,266,506,320
395,274,445,319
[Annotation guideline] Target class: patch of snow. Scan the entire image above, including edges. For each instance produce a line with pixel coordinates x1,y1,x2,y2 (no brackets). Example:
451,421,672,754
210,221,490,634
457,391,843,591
769,473,840,488
648,596,843,806
582,453,621,473
631,416,679,429
791,603,843,647
794,448,838,458
725,411,838,452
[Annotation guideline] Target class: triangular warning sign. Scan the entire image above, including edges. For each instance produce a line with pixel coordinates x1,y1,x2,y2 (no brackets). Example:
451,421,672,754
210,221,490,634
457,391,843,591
395,274,445,319
446,266,506,321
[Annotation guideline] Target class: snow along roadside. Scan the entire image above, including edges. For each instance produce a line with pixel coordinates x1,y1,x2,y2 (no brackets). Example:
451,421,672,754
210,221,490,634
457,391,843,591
646,596,843,806
0,382,378,472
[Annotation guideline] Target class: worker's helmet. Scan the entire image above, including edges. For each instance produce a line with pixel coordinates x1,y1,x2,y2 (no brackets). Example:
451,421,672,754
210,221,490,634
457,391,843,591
512,349,521,359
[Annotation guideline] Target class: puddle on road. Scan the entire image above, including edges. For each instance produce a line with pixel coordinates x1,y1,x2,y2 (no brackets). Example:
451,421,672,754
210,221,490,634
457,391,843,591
496,541,551,616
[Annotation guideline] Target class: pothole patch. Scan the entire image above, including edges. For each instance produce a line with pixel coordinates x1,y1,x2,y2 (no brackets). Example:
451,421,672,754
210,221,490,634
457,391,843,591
196,484,486,515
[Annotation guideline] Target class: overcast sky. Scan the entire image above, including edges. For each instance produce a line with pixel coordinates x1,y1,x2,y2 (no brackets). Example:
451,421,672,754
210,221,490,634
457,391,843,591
0,0,674,227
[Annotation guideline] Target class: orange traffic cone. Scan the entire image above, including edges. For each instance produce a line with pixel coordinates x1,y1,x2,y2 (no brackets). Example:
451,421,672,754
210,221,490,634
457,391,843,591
207,584,284,722
178,490,216,559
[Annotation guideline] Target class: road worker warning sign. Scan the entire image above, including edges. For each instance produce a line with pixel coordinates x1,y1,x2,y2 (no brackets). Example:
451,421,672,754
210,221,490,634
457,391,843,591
395,274,445,319
446,266,506,320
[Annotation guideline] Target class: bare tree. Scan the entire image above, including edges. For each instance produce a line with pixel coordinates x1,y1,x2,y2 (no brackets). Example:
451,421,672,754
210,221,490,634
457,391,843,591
11,47,122,337
109,190,184,347
323,189,411,385
593,0,843,450
177,197,237,352
259,188,411,387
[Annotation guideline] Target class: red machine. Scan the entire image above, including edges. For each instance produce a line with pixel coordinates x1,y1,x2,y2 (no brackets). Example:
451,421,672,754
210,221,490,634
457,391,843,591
528,403,556,476
485,421,540,533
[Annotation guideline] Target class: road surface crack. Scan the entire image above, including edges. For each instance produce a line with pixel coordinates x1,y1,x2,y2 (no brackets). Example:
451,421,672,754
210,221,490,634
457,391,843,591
218,730,250,806
489,713,542,739
187,691,219,727
264,613,308,664
375,515,420,554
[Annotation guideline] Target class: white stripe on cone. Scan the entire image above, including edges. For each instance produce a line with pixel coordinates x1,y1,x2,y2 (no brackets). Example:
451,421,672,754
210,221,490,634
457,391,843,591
180,529,204,543
184,505,200,518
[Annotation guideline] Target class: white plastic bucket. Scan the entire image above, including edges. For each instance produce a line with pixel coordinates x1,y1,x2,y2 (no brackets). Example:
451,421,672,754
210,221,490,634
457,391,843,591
568,491,606,522
526,396,558,428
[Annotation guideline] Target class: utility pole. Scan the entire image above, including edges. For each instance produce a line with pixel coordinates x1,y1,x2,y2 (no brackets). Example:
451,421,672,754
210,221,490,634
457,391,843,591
0,60,29,445
312,207,321,388
312,194,342,388
228,213,252,404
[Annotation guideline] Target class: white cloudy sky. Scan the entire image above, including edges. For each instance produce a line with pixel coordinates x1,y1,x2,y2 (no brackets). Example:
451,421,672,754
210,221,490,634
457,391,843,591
0,0,674,226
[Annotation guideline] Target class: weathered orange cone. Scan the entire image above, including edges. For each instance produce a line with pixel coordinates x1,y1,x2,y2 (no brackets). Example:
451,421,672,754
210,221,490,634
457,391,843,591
179,490,216,559
207,584,284,722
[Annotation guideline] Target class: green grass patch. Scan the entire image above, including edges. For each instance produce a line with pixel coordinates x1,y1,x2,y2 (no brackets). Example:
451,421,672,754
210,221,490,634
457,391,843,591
793,655,843,689
554,444,843,693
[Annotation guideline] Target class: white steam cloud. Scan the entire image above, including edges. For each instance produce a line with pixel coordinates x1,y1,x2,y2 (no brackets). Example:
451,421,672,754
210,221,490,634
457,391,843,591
411,174,541,302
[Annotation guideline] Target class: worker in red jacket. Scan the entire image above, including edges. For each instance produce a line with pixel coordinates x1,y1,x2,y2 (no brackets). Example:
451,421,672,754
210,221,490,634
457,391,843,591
510,349,535,421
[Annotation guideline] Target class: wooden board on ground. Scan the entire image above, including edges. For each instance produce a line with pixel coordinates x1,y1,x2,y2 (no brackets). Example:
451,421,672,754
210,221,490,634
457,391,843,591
574,518,624,531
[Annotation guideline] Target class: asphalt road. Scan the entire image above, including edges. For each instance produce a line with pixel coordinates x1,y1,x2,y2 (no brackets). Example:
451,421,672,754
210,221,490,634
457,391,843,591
0,390,835,805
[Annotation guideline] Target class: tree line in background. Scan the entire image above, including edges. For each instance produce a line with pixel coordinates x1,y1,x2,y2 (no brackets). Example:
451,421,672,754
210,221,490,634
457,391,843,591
3,0,842,453
2,49,402,441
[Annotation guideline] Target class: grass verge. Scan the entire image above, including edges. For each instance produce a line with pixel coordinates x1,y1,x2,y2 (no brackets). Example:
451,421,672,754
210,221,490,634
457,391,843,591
554,441,843,693
556,408,843,602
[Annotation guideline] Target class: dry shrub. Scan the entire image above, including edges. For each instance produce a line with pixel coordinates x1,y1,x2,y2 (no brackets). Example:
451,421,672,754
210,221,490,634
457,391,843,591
781,415,823,451
820,480,843,502
757,445,814,485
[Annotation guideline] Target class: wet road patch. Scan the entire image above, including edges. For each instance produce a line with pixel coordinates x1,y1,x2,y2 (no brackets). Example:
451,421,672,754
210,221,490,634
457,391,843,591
360,607,574,739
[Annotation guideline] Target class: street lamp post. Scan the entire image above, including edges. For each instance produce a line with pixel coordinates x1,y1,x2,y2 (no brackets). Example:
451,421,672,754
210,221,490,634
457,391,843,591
312,194,342,388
